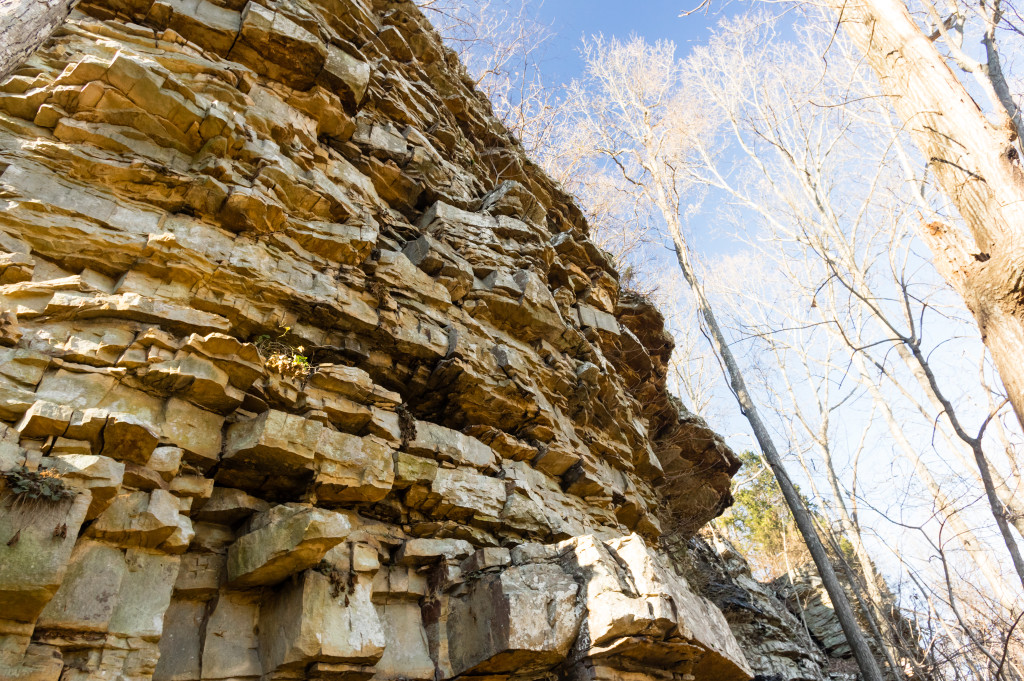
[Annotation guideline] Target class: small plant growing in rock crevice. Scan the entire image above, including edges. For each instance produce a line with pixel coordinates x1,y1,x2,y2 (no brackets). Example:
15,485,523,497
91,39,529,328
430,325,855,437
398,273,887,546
367,280,391,307
254,327,315,379
2,466,77,546
2,466,75,504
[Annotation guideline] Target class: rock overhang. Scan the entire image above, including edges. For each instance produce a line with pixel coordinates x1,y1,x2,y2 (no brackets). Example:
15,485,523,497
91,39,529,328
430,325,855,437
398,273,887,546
0,1,750,679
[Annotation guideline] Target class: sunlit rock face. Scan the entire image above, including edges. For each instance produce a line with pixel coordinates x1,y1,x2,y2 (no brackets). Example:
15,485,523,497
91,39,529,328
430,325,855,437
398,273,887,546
0,1,750,680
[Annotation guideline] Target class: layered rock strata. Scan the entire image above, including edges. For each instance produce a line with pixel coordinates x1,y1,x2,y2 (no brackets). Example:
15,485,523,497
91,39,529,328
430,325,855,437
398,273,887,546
0,1,748,680
685,536,835,681
687,535,914,681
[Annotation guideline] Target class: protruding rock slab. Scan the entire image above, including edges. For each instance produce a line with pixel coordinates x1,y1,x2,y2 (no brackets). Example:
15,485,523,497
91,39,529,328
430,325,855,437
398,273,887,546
396,538,473,566
219,410,321,496
223,409,320,470
406,421,499,472
314,430,394,504
84,489,181,548
429,534,755,681
226,506,355,587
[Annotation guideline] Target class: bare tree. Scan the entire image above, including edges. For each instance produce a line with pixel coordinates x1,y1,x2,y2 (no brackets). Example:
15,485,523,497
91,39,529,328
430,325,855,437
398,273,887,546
681,12,1024,674
559,34,886,681
0,0,76,81
682,11,1024,590
831,0,1024,437
766,332,911,677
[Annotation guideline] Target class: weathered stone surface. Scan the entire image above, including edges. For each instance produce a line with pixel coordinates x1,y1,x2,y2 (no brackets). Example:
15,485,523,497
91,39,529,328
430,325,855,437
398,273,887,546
314,430,394,504
258,569,385,676
172,552,225,598
396,537,473,566
226,505,354,587
48,453,124,518
0,2,758,680
100,412,160,464
323,45,372,107
15,400,73,438
161,399,225,468
687,536,833,681
407,420,499,472
84,489,181,548
428,467,507,520
445,562,582,675
107,549,181,639
193,486,269,524
36,541,126,633
37,542,178,641
152,600,205,681
220,410,320,495
200,592,262,681
546,534,750,678
778,564,860,660
147,446,183,482
373,601,434,681
0,487,90,623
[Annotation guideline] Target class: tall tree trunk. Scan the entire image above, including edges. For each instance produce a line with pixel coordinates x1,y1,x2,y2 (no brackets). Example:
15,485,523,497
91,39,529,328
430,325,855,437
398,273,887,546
772,340,908,674
653,189,885,681
836,0,1024,433
0,0,77,82
819,520,916,680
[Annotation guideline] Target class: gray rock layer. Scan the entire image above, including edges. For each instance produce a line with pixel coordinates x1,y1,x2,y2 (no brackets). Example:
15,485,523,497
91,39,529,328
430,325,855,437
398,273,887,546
0,1,752,680
686,536,833,681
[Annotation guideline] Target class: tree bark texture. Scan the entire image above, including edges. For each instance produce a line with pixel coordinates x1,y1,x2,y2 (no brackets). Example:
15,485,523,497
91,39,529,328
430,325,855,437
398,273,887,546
0,0,76,82
837,0,1024,431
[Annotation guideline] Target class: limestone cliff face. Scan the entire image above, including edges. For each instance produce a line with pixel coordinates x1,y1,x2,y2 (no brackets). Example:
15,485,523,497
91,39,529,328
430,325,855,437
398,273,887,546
0,2,750,680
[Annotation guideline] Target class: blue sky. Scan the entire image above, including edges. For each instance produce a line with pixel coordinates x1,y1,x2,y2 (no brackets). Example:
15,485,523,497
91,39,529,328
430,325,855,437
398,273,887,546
527,0,757,257
533,0,727,86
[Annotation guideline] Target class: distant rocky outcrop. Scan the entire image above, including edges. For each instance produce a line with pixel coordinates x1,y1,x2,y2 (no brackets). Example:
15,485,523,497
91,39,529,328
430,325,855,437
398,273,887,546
0,1,753,680
685,533,915,681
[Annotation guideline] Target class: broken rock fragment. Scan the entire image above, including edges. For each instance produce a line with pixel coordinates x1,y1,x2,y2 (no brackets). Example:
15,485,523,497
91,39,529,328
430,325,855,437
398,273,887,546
84,489,181,548
314,429,395,504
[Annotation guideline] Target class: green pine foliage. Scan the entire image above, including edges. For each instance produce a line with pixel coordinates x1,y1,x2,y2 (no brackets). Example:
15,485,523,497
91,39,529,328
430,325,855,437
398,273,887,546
719,451,825,578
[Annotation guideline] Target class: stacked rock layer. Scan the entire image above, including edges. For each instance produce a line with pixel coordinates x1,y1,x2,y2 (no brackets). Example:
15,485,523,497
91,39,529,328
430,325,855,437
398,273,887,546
0,1,751,680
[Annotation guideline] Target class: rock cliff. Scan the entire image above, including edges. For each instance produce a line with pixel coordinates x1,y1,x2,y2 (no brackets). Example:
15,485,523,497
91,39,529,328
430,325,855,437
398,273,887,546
0,2,758,680
684,535,849,681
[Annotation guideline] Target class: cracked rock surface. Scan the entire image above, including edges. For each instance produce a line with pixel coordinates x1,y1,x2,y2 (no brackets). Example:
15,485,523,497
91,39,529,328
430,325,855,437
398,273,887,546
0,1,753,680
